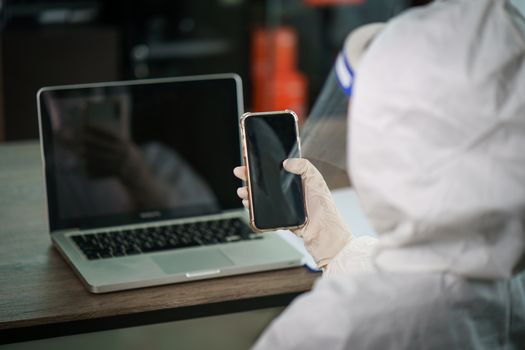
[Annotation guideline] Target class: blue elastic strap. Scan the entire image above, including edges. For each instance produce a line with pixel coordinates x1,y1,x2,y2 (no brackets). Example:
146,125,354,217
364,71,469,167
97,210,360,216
335,51,354,97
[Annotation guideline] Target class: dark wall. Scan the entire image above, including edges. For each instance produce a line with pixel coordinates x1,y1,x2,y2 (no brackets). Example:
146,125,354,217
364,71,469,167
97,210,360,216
0,27,120,140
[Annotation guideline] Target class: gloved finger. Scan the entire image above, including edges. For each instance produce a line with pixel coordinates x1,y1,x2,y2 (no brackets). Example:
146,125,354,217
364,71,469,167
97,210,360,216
233,166,247,181
242,199,249,208
237,186,249,200
283,158,317,180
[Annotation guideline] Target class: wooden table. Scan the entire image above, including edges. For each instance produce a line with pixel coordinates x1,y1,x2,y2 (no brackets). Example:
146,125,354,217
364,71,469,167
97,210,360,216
0,142,320,344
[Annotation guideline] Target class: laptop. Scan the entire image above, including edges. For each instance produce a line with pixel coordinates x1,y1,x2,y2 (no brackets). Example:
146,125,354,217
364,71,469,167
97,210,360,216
37,73,303,293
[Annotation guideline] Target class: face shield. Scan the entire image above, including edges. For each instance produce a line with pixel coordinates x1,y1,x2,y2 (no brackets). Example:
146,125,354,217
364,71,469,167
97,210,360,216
299,23,384,187
301,55,353,186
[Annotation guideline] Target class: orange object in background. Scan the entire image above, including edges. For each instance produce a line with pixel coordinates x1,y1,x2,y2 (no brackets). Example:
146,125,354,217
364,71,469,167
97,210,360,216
251,27,308,123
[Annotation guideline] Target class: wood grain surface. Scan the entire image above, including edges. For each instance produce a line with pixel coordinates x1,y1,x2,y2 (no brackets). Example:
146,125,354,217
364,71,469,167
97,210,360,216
0,142,319,331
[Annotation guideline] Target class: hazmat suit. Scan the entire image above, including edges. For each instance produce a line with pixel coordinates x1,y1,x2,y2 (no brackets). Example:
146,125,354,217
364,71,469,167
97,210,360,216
235,0,525,348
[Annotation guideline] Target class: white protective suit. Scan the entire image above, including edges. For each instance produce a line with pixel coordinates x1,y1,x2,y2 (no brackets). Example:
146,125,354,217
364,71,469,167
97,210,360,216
253,0,525,348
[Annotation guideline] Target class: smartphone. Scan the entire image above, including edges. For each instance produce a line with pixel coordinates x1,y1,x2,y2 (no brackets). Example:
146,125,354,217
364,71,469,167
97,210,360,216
240,110,308,232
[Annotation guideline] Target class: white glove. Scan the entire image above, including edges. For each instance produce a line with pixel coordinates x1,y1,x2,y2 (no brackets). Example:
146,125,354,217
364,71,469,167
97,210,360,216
234,158,351,268
323,235,378,276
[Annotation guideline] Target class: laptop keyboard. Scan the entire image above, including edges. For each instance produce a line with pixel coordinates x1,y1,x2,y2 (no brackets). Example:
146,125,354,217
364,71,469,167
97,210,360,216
71,218,258,260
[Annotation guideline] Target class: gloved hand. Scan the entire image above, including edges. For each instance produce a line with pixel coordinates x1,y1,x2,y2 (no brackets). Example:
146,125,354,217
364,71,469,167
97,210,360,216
234,158,351,268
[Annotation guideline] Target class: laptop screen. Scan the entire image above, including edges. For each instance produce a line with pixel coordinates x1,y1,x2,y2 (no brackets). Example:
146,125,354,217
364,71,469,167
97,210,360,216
38,75,243,231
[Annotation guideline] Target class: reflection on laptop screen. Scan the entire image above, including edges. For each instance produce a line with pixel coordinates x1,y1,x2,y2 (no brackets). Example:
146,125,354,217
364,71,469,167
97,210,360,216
39,75,242,231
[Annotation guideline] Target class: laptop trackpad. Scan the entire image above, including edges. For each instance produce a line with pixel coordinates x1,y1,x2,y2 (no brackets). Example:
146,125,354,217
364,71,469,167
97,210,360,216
152,249,234,275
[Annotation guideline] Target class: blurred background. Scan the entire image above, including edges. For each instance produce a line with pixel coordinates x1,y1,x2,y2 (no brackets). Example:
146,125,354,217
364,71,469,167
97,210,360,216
0,0,428,142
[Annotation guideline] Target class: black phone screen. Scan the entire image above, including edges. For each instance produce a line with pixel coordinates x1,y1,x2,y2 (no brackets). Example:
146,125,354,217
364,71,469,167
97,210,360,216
244,112,306,230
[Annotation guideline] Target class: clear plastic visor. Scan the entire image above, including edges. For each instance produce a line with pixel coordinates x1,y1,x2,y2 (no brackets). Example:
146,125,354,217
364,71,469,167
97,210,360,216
300,68,351,187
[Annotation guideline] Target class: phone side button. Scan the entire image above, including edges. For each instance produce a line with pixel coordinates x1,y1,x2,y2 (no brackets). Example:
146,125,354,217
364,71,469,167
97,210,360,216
185,269,221,278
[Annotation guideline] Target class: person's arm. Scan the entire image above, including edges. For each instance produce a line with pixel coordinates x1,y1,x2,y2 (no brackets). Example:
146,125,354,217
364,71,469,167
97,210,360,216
323,235,378,276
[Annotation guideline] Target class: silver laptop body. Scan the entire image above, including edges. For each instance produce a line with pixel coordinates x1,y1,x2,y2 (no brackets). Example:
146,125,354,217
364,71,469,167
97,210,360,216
37,74,303,293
